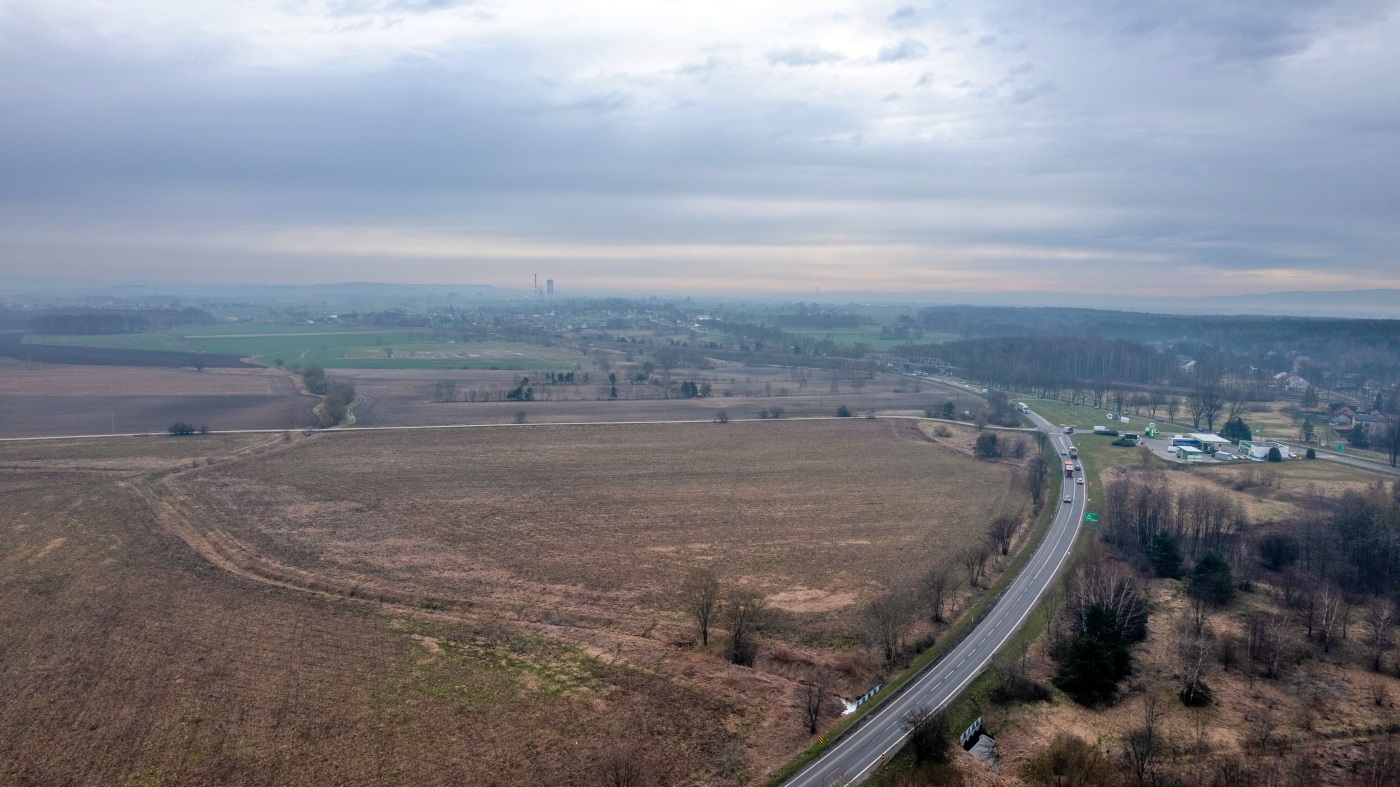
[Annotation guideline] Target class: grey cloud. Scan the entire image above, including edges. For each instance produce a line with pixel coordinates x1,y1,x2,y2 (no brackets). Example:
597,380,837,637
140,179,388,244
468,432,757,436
888,5,918,27
877,38,929,62
767,46,847,67
1,0,1398,291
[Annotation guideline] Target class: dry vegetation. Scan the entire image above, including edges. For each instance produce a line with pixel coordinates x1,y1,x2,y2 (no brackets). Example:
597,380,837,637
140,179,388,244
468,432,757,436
0,361,313,436
1,416,1032,785
943,452,1400,787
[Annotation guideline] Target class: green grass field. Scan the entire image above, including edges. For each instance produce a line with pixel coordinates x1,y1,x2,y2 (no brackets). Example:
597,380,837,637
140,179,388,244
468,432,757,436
23,333,194,352
22,328,589,370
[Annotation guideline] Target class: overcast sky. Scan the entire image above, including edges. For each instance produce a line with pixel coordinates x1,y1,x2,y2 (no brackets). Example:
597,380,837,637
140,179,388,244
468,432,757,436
2,0,1397,295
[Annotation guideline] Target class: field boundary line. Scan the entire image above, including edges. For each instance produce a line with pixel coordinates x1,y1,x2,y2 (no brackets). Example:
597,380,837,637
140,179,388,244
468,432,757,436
0,414,1037,442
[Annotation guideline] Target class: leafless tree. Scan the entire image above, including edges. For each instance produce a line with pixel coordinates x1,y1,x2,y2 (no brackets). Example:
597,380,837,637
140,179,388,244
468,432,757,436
866,590,915,664
1245,611,1290,680
802,679,828,735
1367,596,1396,672
1246,699,1280,752
1165,397,1180,422
1121,692,1165,786
1176,609,1215,706
961,541,992,588
725,588,768,666
902,706,952,765
1027,455,1050,508
921,562,959,624
989,513,1022,556
1225,388,1249,424
681,567,721,647
1316,583,1347,653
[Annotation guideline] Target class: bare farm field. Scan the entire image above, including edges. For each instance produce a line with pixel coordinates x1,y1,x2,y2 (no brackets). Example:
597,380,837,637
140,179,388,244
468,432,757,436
0,362,315,437
0,417,1031,785
340,363,984,428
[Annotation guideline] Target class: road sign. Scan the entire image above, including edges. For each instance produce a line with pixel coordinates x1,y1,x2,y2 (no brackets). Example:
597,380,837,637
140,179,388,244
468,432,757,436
1084,513,1099,522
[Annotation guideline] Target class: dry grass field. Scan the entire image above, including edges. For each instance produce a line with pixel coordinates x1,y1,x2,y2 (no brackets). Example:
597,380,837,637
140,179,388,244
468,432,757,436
0,362,314,436
341,362,982,427
0,418,1029,785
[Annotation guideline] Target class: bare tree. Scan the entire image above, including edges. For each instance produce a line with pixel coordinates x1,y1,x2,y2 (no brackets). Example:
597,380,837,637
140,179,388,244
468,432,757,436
1316,583,1347,653
1176,609,1215,706
1367,597,1396,672
725,588,768,666
681,567,721,647
921,562,959,624
961,541,992,588
866,590,915,664
1121,693,1165,786
902,706,952,765
989,513,1022,556
802,679,828,735
1027,455,1050,508
1225,388,1249,424
1245,611,1290,680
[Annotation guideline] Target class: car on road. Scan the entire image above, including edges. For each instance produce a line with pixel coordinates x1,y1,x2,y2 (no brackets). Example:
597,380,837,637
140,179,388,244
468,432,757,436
1064,495,1073,503
1076,477,1085,484
1059,449,1067,456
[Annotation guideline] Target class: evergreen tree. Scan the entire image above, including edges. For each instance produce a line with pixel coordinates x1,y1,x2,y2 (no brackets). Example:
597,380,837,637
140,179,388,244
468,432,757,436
1189,550,1235,606
1054,604,1132,705
1148,531,1183,579
1220,418,1252,443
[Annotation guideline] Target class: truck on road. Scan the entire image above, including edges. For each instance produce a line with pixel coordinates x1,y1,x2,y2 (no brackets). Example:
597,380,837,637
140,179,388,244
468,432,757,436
1064,461,1075,478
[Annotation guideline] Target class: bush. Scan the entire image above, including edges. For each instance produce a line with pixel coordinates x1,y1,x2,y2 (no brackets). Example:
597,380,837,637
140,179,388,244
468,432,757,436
1266,446,1283,462
902,707,952,765
1021,735,1116,787
168,422,196,436
974,432,1001,458
1179,679,1214,707
714,410,729,423
1259,534,1299,571
836,405,852,417
1306,447,1317,460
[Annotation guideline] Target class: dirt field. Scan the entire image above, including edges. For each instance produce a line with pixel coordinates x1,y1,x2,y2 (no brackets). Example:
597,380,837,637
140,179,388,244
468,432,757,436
0,417,1029,785
0,362,315,436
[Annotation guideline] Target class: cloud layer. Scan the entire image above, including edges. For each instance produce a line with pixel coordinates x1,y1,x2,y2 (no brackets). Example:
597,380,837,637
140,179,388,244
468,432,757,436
1,0,1397,294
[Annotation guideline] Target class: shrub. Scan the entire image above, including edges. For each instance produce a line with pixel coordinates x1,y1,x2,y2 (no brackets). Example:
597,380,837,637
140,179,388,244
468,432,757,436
167,422,196,436
1306,447,1317,459
836,405,852,417
1266,446,1283,462
1021,735,1116,787
1179,679,1214,707
974,432,1000,458
902,707,952,765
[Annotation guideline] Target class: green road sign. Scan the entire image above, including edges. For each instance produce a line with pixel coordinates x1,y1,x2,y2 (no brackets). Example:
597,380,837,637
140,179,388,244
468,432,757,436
1084,513,1099,522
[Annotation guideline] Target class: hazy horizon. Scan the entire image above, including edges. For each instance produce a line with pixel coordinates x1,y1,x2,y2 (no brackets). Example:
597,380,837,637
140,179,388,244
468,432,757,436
3,1,1398,294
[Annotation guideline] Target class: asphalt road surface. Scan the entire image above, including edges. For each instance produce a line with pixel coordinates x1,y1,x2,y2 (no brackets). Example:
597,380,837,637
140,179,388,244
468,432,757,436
781,406,1084,787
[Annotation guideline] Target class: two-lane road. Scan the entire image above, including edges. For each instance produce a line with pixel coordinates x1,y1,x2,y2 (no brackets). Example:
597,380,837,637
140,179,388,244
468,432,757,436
783,408,1083,786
